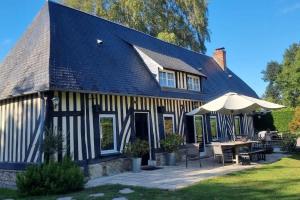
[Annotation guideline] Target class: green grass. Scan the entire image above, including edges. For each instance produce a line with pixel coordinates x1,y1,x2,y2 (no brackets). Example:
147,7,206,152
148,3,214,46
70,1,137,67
2,154,300,200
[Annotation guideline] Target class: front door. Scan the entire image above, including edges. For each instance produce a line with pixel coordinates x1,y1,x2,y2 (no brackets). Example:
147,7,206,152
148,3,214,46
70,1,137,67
134,113,150,166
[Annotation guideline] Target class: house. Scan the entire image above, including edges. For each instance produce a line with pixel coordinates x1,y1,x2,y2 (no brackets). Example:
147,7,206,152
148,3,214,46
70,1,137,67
0,1,257,175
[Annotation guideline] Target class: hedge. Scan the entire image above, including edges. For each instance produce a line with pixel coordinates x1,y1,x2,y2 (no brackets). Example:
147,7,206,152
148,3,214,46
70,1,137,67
272,108,294,132
253,108,294,132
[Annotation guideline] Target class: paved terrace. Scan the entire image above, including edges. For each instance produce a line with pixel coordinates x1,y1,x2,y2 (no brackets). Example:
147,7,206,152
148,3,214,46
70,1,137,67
86,153,289,190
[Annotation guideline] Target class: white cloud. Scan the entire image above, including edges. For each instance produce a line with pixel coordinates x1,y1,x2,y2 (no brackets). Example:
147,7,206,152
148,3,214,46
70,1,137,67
281,2,300,14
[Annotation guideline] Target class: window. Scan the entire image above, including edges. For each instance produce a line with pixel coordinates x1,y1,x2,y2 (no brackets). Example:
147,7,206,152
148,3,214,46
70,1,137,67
159,70,176,88
210,116,218,141
187,75,201,91
99,114,117,154
234,116,241,135
163,114,175,135
194,115,204,143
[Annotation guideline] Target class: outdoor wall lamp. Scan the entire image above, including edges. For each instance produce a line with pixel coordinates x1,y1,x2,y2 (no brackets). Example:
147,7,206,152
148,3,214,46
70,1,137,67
51,96,60,109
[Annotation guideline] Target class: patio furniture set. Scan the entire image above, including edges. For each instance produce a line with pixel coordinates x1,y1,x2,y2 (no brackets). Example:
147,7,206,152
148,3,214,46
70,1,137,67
185,139,267,168
185,92,284,168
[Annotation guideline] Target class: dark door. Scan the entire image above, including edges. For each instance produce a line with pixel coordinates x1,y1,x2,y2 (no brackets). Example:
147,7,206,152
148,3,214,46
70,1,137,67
134,113,150,165
186,116,195,143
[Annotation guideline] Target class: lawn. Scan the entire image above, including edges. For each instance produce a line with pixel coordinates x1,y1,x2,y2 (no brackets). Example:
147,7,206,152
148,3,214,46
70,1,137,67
1,154,300,200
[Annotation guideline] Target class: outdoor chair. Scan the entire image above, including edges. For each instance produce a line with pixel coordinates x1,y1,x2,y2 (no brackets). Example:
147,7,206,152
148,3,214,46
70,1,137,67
212,144,233,166
185,143,201,168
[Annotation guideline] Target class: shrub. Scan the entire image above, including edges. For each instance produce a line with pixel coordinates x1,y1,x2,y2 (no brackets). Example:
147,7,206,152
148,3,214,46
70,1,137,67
16,157,84,196
280,133,299,152
161,134,183,153
43,127,64,163
273,108,294,132
124,139,149,158
253,108,294,132
289,107,300,133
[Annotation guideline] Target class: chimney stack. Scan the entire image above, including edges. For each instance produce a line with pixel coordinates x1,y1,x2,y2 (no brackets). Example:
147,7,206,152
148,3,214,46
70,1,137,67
213,47,226,71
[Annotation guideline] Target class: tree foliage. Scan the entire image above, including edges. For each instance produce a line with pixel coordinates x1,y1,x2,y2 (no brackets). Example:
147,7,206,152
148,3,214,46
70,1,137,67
59,0,210,53
277,43,300,107
261,61,282,103
262,42,300,107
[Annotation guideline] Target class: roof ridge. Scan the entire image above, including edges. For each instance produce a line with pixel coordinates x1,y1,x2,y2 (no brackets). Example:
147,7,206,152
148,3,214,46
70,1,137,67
47,0,212,59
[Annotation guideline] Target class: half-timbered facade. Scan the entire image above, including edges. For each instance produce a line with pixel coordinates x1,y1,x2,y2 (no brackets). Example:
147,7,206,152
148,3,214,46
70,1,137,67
0,1,257,170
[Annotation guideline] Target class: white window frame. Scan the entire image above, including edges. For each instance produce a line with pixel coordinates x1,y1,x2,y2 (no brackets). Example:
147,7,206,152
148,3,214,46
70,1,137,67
159,70,176,88
99,114,117,154
193,115,205,144
187,74,201,91
163,114,175,135
209,116,218,141
234,116,241,135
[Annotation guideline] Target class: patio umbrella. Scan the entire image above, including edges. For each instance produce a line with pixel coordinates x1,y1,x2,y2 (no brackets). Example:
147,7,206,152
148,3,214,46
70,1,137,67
186,92,285,115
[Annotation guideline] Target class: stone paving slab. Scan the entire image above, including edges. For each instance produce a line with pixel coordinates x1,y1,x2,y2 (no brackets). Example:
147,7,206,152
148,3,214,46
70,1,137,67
56,197,73,200
112,197,128,200
119,188,134,194
89,192,105,197
86,153,289,190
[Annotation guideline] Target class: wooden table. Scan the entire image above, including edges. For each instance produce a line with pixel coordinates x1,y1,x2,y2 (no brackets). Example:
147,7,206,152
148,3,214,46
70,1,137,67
212,141,254,164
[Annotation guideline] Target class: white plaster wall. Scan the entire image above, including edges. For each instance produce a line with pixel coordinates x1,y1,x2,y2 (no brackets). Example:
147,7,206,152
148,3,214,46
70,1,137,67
134,46,163,81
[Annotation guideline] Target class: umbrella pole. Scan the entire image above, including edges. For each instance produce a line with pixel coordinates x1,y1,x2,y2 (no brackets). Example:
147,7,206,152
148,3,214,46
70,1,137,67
230,112,236,141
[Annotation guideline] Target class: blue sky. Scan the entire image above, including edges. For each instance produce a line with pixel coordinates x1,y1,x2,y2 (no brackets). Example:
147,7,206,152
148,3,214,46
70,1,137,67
0,0,300,96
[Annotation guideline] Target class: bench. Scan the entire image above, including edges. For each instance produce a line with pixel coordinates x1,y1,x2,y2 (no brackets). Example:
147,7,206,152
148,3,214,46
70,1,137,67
239,149,266,164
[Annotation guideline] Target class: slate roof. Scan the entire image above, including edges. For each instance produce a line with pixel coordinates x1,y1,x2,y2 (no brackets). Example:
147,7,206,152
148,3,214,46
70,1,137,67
133,45,206,76
0,1,258,101
0,5,50,99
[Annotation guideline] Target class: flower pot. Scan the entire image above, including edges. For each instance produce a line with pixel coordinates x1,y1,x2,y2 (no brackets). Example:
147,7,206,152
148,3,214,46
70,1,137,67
131,157,142,172
165,152,176,166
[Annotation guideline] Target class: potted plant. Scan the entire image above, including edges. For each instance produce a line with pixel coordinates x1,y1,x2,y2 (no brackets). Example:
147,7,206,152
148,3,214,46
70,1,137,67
161,134,183,166
124,139,149,172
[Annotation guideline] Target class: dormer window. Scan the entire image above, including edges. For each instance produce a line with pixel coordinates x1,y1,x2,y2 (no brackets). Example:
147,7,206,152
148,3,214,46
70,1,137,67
159,70,175,88
187,75,201,91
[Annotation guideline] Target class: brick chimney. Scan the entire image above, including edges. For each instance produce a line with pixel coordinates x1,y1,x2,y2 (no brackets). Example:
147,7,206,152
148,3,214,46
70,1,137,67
213,47,226,71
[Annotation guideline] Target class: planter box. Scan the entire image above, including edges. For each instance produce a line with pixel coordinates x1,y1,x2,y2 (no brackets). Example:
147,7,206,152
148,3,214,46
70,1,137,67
155,149,186,166
131,158,142,172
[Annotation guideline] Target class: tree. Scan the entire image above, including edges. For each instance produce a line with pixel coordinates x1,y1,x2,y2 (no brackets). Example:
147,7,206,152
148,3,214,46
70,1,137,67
261,61,282,103
262,42,300,107
58,0,210,53
277,43,300,107
157,32,178,44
